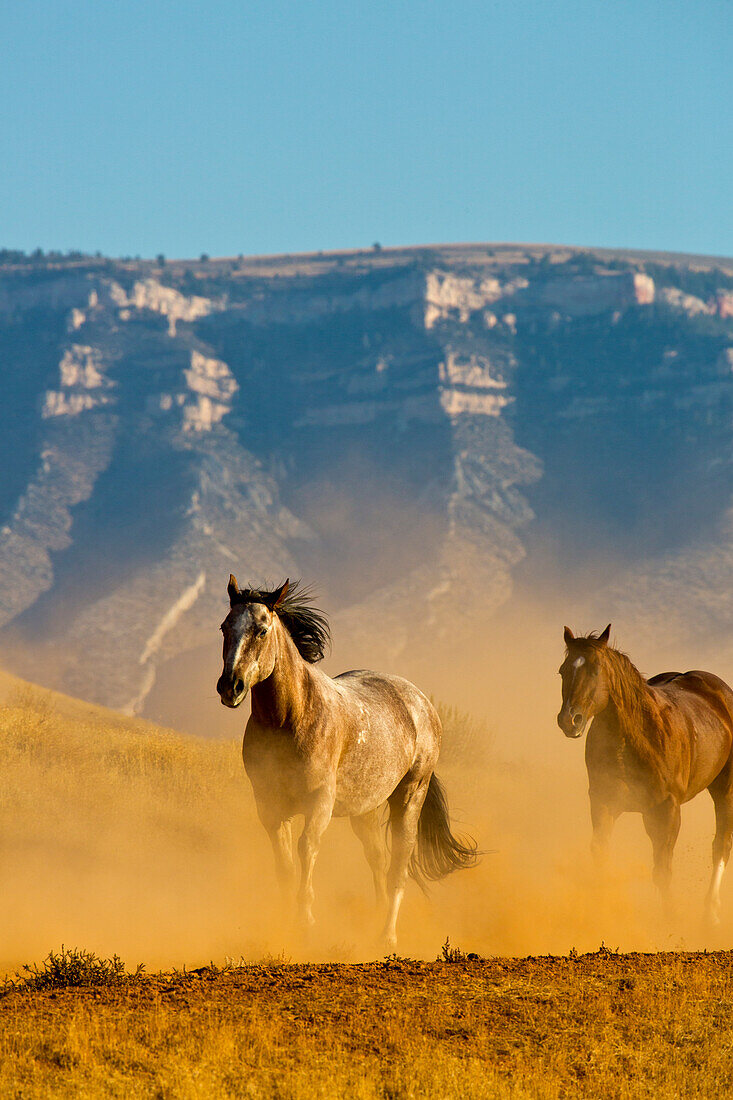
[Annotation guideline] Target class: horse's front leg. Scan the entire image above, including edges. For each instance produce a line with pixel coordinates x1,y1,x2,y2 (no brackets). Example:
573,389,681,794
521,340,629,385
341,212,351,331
256,802,297,903
643,796,681,901
268,819,297,901
297,787,335,929
589,795,617,869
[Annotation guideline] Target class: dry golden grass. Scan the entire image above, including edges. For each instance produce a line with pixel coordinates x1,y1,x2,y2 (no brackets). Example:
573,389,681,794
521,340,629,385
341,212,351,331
0,672,263,973
2,950,733,1098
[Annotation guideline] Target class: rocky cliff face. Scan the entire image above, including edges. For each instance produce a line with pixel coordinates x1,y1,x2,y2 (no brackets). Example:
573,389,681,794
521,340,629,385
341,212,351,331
0,244,732,720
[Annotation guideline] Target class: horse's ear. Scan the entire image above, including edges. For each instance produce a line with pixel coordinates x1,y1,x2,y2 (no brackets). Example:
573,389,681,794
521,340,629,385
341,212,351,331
598,623,611,646
563,626,575,645
228,574,241,603
269,578,289,610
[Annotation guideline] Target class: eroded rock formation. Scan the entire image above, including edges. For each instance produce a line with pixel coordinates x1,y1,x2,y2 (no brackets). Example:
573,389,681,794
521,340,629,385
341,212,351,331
0,243,731,718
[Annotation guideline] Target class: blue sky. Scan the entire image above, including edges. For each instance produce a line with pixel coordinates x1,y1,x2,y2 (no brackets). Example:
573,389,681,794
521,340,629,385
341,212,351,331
2,0,731,259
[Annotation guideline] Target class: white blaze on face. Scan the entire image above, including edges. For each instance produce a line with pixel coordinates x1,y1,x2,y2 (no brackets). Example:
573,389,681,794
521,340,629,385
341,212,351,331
227,606,254,675
565,654,588,735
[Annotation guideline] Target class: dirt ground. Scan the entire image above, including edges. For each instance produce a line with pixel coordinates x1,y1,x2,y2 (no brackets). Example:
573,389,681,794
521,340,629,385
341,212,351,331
2,949,733,1098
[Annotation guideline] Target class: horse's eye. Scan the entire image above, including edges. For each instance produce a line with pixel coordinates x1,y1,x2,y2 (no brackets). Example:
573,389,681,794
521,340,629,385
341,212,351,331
256,626,268,639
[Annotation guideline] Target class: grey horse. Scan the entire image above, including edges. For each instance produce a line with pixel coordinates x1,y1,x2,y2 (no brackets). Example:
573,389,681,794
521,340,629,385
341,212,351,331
217,576,477,948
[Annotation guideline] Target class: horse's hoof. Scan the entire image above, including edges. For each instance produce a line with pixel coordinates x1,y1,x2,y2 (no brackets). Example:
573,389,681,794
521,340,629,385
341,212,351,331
381,932,397,954
704,907,721,929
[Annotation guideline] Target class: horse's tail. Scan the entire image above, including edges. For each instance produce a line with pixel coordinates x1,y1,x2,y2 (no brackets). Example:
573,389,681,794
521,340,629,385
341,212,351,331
408,773,479,890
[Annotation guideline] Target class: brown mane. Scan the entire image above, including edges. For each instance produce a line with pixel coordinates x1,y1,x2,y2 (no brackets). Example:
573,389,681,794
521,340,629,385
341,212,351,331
599,646,658,739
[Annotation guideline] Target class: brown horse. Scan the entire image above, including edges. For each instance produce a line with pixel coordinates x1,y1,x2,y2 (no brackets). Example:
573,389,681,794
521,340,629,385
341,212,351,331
216,575,477,947
558,624,733,923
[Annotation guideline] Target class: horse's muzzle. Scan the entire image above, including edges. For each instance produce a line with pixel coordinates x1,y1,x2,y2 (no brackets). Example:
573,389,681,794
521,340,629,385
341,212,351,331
217,674,248,708
557,709,587,739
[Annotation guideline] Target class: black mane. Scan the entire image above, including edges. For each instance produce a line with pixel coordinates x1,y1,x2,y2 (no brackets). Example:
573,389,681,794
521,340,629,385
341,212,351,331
235,580,331,663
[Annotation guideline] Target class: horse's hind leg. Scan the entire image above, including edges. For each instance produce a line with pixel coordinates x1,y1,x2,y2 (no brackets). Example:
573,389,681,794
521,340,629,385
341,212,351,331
383,777,430,950
350,807,388,912
642,797,681,901
706,773,733,925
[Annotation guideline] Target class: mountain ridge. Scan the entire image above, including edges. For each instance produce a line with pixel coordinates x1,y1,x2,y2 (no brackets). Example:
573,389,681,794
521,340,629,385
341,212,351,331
1,242,732,727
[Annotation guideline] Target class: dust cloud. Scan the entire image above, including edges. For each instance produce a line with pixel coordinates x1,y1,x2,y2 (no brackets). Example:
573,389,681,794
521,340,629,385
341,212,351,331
2,549,733,978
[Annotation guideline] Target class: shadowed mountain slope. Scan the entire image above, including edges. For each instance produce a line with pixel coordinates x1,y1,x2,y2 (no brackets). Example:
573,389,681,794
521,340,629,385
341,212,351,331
0,243,732,722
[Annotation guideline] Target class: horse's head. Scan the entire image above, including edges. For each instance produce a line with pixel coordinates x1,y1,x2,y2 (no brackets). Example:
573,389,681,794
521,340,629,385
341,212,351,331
557,624,611,738
216,574,289,708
